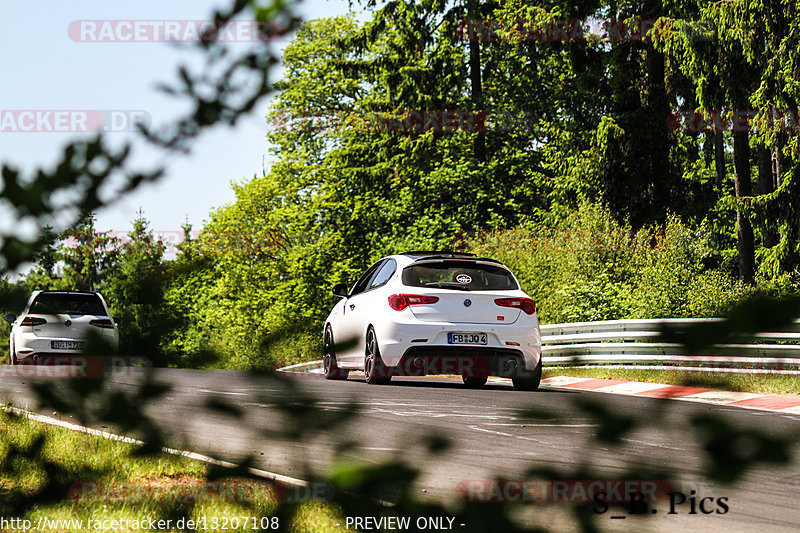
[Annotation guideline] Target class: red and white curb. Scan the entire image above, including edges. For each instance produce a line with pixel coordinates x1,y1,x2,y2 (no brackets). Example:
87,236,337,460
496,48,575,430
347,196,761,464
540,376,800,414
279,364,800,414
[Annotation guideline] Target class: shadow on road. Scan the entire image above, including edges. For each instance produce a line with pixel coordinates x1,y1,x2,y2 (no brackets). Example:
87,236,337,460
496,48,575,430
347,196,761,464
343,376,563,393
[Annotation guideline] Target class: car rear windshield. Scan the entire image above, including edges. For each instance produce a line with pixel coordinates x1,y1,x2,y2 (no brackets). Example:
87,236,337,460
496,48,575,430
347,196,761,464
30,293,107,316
402,261,518,291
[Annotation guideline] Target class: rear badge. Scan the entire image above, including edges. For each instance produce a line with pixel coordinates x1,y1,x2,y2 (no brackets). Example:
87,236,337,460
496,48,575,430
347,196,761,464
64,320,72,327
464,299,472,307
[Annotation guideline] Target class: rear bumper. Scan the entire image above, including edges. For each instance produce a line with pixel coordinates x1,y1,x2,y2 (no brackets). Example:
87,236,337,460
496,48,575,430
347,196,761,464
14,336,85,363
16,353,91,364
394,346,537,378
375,318,541,374
13,331,119,362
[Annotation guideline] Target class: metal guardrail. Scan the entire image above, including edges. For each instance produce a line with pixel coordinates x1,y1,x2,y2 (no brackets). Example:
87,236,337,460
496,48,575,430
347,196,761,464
278,319,800,376
541,318,800,374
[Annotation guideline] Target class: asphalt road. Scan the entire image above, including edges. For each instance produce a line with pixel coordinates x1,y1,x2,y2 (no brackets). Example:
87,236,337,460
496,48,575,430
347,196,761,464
1,366,799,532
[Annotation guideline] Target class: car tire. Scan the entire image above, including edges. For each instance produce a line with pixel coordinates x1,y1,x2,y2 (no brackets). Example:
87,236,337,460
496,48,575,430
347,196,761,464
462,375,488,388
8,341,17,365
512,359,542,391
323,326,349,380
364,327,391,385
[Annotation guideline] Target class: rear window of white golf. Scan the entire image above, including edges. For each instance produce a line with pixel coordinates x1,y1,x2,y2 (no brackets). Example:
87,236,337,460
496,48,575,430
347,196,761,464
30,293,107,316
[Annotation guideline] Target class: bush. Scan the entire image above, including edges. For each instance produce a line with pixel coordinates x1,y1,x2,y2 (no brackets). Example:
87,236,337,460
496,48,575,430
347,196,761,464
469,203,776,324
161,201,799,369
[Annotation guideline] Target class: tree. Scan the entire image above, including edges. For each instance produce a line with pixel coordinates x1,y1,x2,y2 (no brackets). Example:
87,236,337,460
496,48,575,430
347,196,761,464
102,212,168,361
724,0,800,276
59,213,120,292
173,2,731,365
160,220,224,368
654,2,759,283
20,225,62,292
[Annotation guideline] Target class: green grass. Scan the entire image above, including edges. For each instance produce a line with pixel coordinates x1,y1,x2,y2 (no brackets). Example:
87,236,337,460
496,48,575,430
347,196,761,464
543,367,800,395
0,409,351,532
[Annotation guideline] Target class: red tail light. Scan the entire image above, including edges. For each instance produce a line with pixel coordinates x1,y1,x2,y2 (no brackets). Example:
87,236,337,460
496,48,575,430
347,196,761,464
20,317,47,327
495,297,536,315
388,294,439,311
89,319,115,329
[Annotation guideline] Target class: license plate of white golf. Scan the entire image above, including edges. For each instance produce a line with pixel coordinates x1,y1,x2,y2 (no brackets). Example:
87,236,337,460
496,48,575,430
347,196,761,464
448,333,487,345
51,340,84,350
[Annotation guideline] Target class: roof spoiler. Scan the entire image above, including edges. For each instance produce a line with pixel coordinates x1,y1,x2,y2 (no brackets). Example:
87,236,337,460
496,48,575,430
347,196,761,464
401,251,476,258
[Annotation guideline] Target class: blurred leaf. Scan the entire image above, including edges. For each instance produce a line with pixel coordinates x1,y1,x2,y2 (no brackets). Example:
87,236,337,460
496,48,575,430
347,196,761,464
573,397,637,445
691,414,796,483
205,397,244,418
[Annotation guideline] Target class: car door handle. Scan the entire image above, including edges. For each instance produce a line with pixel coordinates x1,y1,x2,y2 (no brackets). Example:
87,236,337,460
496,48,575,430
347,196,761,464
349,304,355,310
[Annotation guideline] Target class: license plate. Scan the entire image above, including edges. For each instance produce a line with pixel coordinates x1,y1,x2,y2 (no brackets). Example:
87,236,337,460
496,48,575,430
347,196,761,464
51,340,84,350
447,333,487,345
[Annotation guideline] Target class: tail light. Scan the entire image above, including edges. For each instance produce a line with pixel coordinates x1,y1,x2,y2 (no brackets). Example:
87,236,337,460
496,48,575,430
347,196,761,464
89,319,115,329
20,316,47,327
495,297,536,315
388,294,439,311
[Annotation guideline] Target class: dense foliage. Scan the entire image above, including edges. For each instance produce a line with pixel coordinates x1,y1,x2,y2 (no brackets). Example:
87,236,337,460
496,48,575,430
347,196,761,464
6,0,800,370
3,4,800,533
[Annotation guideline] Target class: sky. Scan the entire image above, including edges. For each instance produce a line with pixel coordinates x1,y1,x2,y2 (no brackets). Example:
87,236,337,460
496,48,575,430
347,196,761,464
0,0,363,249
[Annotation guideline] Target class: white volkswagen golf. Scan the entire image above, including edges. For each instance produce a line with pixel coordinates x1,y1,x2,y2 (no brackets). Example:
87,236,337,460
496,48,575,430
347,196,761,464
323,252,542,390
5,291,119,364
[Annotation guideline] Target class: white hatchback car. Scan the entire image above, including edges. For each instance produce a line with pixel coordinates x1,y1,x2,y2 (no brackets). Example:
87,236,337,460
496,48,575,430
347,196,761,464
323,252,542,390
5,290,119,364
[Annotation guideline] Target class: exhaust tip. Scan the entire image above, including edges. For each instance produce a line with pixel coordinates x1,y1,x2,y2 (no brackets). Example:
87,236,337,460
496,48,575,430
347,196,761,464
503,359,517,374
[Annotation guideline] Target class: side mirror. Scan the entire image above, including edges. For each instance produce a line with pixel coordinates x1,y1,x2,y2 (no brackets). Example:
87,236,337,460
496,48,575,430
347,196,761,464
3,314,15,324
332,283,348,298
113,316,120,325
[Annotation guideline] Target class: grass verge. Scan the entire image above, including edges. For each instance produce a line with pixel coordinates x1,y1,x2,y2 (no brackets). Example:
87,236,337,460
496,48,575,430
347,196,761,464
0,408,350,532
543,367,800,395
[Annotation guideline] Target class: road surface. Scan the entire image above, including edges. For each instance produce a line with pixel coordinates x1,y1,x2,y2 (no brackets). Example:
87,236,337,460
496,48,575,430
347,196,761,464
1,366,798,532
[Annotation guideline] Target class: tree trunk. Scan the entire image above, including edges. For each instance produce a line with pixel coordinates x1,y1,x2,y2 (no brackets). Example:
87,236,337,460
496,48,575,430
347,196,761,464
733,130,755,284
714,131,725,192
758,146,777,247
467,8,485,162
773,134,783,189
647,48,670,219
